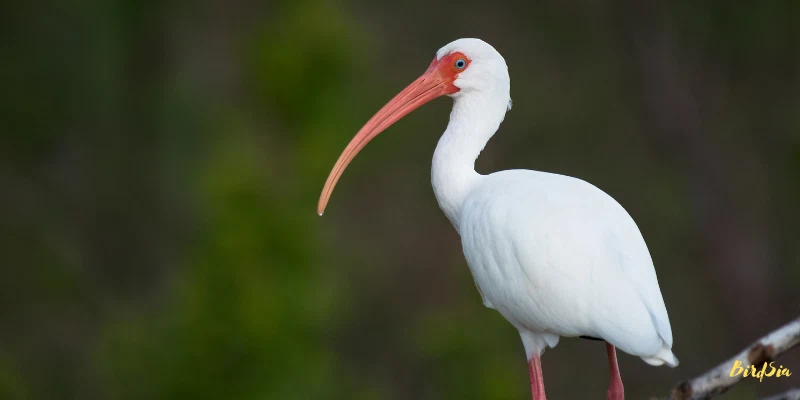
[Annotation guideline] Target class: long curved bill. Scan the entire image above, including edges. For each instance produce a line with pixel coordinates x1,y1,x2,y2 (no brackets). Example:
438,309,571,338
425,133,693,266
317,63,456,215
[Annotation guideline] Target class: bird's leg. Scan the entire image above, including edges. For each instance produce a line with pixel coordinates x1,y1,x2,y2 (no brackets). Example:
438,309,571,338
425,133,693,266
606,342,624,400
528,354,547,400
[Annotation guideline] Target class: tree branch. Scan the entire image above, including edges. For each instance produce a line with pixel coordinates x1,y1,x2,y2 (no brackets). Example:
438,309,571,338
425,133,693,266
669,317,800,400
763,388,800,400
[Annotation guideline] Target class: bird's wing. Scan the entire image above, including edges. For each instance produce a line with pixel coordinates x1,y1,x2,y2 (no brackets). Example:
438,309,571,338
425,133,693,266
461,170,676,363
590,183,674,349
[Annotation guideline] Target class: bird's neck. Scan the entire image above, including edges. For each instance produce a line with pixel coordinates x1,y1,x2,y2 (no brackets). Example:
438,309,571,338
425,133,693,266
432,90,510,229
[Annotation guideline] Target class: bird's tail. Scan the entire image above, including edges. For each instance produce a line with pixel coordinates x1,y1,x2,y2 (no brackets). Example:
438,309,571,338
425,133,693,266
642,344,679,367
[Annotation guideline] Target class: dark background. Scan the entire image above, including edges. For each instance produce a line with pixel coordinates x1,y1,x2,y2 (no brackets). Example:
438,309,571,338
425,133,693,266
1,1,799,399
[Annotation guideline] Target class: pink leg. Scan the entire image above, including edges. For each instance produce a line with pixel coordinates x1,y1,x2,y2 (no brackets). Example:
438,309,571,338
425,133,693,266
606,342,624,400
528,354,547,400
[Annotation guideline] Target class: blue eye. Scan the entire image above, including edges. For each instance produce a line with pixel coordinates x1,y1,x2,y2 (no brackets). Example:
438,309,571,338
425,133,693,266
455,59,466,69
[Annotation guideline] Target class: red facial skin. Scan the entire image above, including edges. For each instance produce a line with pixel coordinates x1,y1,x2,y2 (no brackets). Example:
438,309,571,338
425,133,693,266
426,51,472,91
317,52,472,215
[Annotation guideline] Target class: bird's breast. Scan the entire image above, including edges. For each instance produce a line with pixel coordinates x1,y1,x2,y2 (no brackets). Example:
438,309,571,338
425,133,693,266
458,192,588,335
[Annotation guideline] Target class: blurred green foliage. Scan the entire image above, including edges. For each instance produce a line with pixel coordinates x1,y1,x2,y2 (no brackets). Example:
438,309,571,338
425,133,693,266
1,1,798,399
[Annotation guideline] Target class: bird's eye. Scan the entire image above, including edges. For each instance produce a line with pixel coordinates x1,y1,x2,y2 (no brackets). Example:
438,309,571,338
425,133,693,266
455,59,466,69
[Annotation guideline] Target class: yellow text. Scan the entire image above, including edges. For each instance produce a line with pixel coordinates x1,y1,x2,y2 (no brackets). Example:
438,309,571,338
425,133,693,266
729,360,792,382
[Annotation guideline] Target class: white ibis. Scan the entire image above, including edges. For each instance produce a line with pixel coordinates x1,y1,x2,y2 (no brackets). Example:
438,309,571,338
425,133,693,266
318,38,678,400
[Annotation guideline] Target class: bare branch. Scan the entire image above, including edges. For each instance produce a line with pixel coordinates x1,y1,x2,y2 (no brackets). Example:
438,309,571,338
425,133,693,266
763,388,800,400
669,317,800,400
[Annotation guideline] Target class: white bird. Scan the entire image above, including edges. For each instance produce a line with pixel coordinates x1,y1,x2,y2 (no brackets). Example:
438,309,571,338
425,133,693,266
318,38,678,400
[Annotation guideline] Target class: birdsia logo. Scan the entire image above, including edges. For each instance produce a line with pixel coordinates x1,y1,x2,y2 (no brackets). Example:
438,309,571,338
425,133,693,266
729,360,792,382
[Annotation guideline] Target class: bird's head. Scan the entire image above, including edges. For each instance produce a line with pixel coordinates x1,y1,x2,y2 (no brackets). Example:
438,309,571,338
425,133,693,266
436,38,510,98
317,38,510,215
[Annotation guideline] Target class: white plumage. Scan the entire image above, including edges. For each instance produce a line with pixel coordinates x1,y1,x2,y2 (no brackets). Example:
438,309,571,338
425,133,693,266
319,38,678,399
458,170,677,366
